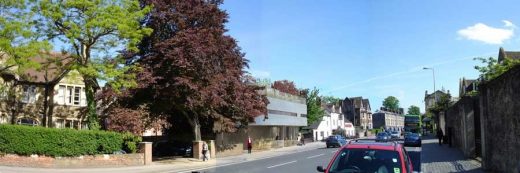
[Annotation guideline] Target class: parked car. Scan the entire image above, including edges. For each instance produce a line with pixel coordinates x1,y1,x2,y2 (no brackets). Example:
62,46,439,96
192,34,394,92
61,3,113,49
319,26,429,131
326,135,347,148
152,140,193,157
390,131,401,139
317,140,414,173
404,133,422,147
376,132,391,142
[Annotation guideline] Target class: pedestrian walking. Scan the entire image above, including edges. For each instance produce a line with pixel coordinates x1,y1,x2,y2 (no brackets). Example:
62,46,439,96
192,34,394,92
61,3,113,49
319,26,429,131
300,136,305,145
437,128,444,146
202,141,209,161
247,136,252,154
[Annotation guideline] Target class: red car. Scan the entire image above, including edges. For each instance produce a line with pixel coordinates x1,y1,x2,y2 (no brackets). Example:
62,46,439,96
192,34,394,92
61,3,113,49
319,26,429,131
317,140,414,173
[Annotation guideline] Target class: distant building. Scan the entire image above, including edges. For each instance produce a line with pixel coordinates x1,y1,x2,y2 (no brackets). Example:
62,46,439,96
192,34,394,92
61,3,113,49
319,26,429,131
344,121,355,137
424,89,450,111
459,77,478,98
498,47,520,63
372,108,404,131
248,87,307,141
307,104,344,141
343,97,372,129
0,52,89,129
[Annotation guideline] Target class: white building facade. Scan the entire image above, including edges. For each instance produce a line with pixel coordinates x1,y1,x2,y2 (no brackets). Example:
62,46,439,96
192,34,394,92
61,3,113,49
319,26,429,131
310,105,345,141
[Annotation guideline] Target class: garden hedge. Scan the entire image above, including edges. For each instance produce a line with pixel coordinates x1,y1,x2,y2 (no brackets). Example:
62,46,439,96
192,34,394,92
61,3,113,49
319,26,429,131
0,124,141,157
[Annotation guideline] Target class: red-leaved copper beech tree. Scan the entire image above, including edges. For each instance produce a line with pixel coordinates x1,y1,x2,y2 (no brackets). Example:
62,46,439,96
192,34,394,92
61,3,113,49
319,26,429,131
116,0,269,141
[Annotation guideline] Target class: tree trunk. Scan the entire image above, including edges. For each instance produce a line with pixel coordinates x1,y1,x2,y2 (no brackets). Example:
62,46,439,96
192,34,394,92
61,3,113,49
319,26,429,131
182,111,202,141
84,79,99,130
46,85,55,128
42,84,49,127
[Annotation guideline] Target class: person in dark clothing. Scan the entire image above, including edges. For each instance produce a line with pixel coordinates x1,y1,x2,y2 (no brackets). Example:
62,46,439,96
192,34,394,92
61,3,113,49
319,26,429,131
202,142,209,161
437,129,444,146
247,136,252,154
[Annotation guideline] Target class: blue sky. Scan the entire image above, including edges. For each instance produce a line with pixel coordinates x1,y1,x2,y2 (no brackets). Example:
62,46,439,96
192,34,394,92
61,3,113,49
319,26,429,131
220,0,520,113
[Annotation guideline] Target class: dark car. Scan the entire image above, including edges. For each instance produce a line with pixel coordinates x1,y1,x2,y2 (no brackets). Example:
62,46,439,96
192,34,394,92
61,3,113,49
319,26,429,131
376,132,391,142
152,140,193,157
404,133,422,147
326,135,347,148
317,140,414,173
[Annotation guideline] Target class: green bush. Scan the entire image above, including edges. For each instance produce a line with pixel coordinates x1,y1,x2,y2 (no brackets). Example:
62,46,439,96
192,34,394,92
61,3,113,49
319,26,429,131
122,132,142,153
0,124,140,157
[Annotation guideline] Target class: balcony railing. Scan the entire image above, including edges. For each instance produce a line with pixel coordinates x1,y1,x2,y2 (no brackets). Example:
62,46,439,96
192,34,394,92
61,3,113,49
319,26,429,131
259,87,306,104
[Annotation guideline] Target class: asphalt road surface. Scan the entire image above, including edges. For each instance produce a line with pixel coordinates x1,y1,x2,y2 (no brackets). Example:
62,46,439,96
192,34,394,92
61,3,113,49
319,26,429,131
188,144,422,173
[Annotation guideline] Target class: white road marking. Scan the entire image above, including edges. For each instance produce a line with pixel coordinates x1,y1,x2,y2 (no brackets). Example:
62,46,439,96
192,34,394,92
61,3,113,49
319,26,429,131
306,153,324,159
331,150,337,153
267,160,297,168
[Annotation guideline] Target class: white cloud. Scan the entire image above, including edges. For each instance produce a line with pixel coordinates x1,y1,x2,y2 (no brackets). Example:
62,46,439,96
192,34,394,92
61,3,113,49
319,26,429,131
457,20,515,44
249,69,270,78
503,20,515,27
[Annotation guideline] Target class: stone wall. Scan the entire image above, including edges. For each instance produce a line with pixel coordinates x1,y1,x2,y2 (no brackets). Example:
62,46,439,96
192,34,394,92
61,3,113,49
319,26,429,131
445,96,478,158
479,65,520,173
0,153,144,168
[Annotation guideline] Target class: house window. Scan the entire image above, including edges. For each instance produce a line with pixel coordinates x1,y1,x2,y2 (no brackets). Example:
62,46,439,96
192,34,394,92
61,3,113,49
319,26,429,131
268,109,297,117
320,131,324,137
21,86,36,103
300,114,307,117
74,87,81,105
58,85,84,106
17,118,37,126
55,119,65,128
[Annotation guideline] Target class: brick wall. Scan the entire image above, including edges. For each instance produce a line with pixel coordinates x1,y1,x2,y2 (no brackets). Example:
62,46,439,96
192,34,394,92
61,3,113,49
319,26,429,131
0,153,144,168
479,65,520,173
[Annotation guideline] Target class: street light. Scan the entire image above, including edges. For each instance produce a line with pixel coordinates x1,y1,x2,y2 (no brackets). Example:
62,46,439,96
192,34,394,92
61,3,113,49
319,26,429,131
423,67,437,131
423,67,436,102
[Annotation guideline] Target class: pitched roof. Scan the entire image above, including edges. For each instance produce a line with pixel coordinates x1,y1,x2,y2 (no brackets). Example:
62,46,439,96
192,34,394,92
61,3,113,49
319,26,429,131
362,99,370,110
498,47,520,63
17,52,74,83
350,97,363,108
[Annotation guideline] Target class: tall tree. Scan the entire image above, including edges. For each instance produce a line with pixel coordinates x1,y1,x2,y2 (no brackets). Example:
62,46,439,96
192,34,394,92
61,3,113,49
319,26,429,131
271,80,300,96
0,0,51,74
24,0,153,129
131,0,268,141
474,57,520,81
407,105,420,115
382,96,400,111
305,88,324,126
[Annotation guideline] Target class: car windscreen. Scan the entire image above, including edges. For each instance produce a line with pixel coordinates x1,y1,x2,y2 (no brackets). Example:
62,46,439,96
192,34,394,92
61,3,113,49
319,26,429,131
377,133,387,136
328,148,403,173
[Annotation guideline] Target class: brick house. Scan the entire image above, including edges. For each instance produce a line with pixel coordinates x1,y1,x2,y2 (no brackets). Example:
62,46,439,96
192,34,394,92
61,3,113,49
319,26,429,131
0,52,89,129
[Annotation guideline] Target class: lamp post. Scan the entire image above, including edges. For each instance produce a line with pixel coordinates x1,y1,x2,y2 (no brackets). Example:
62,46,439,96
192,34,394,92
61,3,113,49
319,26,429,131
423,67,436,101
423,67,437,131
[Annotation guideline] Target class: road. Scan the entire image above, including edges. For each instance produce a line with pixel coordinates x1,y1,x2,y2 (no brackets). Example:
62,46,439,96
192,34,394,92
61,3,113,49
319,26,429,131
186,143,422,173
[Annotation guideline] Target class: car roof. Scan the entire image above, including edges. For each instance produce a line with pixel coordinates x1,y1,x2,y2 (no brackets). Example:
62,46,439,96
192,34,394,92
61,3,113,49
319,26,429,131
346,141,403,152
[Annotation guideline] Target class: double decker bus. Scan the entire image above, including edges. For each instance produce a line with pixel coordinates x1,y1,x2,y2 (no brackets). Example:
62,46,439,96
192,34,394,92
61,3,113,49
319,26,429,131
404,114,421,134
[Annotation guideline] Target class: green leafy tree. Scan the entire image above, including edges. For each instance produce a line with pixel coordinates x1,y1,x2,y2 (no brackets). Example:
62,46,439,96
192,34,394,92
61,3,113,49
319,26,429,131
407,105,420,115
321,96,341,105
0,0,51,74
474,57,520,81
427,93,453,126
23,0,153,129
305,88,325,126
382,96,400,111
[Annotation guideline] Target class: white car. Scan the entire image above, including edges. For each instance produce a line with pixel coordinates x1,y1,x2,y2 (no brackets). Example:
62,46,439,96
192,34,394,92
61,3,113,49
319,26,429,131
390,131,401,139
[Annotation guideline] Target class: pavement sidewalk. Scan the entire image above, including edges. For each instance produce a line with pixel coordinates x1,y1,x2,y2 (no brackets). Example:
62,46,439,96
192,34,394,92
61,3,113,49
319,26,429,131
421,136,482,173
0,141,325,173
